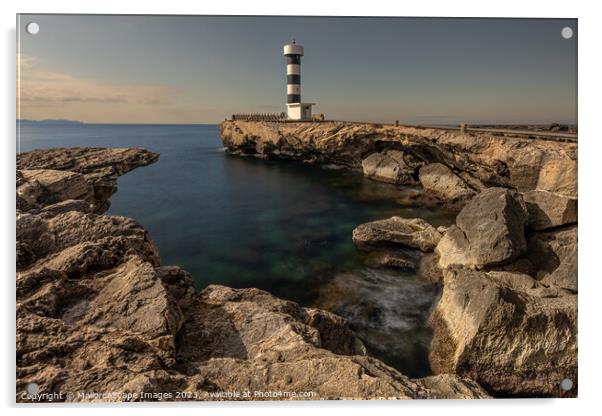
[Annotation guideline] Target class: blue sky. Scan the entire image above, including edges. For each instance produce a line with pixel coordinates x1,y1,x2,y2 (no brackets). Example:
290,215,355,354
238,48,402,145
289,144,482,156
18,15,577,124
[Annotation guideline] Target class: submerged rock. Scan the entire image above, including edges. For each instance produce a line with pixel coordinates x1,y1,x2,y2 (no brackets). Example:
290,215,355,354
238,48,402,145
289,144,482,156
429,267,577,397
364,249,422,270
436,188,528,268
418,163,476,202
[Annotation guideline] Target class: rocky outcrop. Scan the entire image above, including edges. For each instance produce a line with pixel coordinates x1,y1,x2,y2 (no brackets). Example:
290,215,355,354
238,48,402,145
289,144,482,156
436,188,528,269
418,163,476,203
17,147,159,213
16,147,488,402
429,267,577,397
219,121,577,198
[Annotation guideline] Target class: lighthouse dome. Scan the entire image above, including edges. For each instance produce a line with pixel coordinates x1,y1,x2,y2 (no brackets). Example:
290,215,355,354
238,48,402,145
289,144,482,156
283,43,304,56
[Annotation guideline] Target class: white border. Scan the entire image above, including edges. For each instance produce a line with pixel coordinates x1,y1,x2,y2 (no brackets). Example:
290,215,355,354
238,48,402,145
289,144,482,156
2,1,600,415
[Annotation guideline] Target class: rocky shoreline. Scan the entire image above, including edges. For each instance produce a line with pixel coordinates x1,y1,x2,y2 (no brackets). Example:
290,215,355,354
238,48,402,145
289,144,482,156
16,147,490,401
220,120,578,397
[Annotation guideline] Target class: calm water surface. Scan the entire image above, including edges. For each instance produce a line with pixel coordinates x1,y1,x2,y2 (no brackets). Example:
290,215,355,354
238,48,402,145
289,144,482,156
18,122,455,377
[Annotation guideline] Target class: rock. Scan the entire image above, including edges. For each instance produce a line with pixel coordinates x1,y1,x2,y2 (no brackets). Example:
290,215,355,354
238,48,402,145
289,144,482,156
17,148,159,213
501,258,536,276
17,147,159,178
415,374,491,399
457,171,487,192
45,211,161,266
19,169,93,204
527,226,578,293
39,199,92,217
417,253,444,284
418,163,475,202
16,212,56,268
16,171,44,207
429,267,577,397
361,150,422,184
220,120,577,193
436,188,528,268
523,190,577,230
353,216,442,252
537,159,578,198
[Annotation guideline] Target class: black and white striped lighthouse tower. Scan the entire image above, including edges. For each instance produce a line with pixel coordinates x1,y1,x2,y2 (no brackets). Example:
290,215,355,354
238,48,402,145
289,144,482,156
283,39,315,120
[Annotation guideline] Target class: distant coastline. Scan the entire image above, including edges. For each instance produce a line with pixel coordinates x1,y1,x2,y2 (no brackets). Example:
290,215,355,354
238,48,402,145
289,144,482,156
17,119,84,126
16,119,221,127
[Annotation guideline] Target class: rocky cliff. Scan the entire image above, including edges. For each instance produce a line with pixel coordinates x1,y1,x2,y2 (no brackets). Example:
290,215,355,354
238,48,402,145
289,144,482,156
220,120,578,398
16,147,489,402
220,121,577,203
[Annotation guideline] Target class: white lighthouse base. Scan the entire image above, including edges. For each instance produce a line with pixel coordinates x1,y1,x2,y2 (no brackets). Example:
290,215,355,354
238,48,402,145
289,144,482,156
287,103,315,121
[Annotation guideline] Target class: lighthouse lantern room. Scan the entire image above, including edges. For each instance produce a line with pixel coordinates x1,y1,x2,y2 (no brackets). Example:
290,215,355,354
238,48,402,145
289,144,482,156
283,40,315,121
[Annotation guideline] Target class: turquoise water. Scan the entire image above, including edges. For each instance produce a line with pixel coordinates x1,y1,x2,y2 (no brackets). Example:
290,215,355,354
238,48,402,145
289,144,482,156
18,122,455,377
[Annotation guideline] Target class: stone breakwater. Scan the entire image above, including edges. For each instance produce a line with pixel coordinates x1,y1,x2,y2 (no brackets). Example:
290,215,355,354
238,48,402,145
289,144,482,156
16,147,490,402
220,120,578,397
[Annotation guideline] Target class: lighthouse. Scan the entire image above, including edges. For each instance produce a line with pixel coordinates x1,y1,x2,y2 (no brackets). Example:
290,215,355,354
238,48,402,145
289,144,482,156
283,40,315,121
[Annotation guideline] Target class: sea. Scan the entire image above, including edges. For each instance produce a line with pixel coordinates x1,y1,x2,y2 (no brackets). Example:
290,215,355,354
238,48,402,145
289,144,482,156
18,122,456,378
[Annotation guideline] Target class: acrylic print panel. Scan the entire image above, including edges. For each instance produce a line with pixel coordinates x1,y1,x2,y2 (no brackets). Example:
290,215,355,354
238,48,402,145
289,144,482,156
16,14,577,402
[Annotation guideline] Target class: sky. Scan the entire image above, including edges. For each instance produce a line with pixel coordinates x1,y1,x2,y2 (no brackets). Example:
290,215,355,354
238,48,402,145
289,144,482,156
17,15,577,124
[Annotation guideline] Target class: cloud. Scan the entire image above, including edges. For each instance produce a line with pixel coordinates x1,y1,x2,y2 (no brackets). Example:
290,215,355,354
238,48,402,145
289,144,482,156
18,54,172,108
17,53,216,123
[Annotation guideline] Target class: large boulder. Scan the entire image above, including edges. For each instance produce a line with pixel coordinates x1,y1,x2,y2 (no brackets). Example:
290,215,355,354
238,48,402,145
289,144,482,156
418,163,476,202
353,216,442,252
429,267,577,397
436,188,528,268
361,150,422,184
523,190,577,230
527,226,578,293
